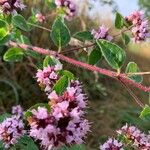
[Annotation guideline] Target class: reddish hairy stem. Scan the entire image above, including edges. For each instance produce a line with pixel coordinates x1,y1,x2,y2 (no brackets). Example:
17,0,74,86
9,41,150,93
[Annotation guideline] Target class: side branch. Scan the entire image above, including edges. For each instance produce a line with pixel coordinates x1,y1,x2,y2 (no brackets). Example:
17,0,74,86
9,41,150,93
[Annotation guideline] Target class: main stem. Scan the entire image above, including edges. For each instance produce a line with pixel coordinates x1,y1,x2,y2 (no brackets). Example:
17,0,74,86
9,41,150,94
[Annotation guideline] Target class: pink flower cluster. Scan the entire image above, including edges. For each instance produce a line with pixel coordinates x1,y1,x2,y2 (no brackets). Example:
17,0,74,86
125,11,149,42
0,0,25,14
28,80,90,149
35,13,46,23
117,124,150,149
36,64,62,95
91,25,113,41
55,0,76,20
0,105,25,148
100,138,124,150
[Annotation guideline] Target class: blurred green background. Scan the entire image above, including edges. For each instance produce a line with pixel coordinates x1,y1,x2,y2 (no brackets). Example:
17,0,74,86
0,0,150,149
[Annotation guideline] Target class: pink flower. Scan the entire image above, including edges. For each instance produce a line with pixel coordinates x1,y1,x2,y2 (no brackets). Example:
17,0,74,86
55,0,76,20
117,124,150,149
0,0,25,14
0,116,25,148
125,11,149,42
35,13,45,23
100,138,124,150
91,25,113,41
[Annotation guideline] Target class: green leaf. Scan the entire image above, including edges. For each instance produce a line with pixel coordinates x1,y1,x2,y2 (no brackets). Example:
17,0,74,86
17,135,39,150
140,105,150,120
122,33,130,45
73,31,93,42
59,70,75,80
0,19,7,28
115,12,125,29
24,103,51,118
0,113,11,122
88,45,102,65
0,34,11,45
51,17,71,49
3,47,24,62
0,28,8,40
12,14,29,32
53,75,69,95
96,40,126,70
125,62,143,83
43,56,56,67
60,145,85,150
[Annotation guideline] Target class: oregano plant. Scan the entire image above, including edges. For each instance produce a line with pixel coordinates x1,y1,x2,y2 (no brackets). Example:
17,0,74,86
0,0,150,150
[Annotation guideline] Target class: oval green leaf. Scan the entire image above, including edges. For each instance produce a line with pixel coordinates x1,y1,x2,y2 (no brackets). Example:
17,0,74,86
88,45,102,65
53,75,69,95
51,17,71,49
73,31,93,42
125,62,143,83
12,14,29,32
96,40,126,70
3,47,24,62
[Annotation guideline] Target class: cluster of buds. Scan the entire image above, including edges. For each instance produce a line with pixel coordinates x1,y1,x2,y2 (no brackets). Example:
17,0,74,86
125,11,149,42
100,138,124,150
117,124,150,149
35,13,46,23
91,25,113,41
0,0,25,14
0,105,25,148
28,65,90,149
55,0,76,20
36,64,62,95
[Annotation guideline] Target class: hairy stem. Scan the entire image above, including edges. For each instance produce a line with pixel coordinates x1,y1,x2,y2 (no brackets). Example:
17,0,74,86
8,41,150,93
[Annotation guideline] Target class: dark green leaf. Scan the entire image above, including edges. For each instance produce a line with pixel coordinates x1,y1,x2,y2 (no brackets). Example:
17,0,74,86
3,47,24,62
0,19,7,28
17,135,39,150
51,17,70,49
60,144,85,150
43,56,56,67
96,40,126,70
0,34,11,46
115,12,125,29
125,62,143,83
140,105,150,120
122,33,130,45
12,15,29,32
73,31,93,42
53,75,69,95
0,113,11,122
59,70,75,80
88,45,102,65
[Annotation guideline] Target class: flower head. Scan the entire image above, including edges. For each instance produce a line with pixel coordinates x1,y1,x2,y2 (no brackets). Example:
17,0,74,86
100,138,124,150
28,80,89,149
36,64,62,94
91,25,113,41
0,0,25,14
0,116,25,148
117,124,150,149
55,0,76,20
125,11,149,42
